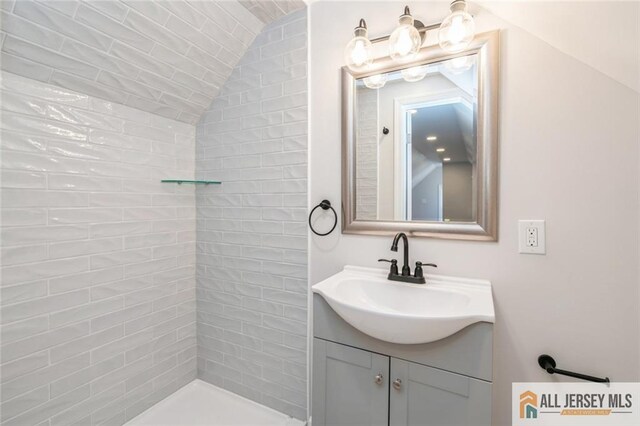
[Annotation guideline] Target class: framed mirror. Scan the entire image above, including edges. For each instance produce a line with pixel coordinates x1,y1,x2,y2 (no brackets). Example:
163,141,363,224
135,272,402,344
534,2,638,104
342,30,499,241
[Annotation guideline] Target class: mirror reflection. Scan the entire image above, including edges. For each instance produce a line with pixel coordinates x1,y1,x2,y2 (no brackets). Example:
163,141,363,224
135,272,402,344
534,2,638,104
355,54,478,223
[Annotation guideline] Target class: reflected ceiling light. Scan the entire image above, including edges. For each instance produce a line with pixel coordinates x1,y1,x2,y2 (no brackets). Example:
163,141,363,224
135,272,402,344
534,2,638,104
436,148,446,152
363,73,387,89
439,0,475,53
346,2,475,71
344,19,373,72
443,157,451,162
445,55,475,74
401,65,428,82
426,135,437,141
389,6,422,61
408,109,418,114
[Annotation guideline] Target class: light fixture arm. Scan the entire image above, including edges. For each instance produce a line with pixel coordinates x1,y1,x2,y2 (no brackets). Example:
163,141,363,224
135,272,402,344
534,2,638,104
354,18,368,37
369,20,440,44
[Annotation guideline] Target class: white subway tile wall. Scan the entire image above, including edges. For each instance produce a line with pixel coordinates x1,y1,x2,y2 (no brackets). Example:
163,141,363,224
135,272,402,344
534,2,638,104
0,0,305,124
195,9,307,420
355,87,378,220
0,71,198,425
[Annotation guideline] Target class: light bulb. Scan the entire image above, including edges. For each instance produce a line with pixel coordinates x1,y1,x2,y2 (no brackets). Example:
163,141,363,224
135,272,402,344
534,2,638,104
401,65,428,82
394,27,416,56
350,40,369,64
344,19,373,72
439,0,475,53
389,7,422,61
363,73,387,89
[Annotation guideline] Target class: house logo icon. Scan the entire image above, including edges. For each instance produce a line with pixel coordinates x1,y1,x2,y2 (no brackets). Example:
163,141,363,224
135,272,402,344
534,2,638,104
520,391,538,419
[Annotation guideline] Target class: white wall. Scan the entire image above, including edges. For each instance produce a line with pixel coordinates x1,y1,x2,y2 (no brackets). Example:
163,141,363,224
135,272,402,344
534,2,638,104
308,2,640,425
0,72,197,425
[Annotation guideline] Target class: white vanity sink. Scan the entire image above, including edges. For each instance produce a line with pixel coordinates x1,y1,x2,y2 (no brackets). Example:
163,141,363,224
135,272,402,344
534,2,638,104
312,266,495,344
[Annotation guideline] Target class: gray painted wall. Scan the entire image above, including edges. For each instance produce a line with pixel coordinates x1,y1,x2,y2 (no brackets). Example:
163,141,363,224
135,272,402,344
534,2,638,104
412,163,442,221
443,162,473,222
194,9,307,420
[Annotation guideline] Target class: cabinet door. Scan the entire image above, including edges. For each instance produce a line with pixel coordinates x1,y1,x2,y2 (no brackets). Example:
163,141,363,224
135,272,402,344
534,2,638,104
313,338,389,426
389,358,491,426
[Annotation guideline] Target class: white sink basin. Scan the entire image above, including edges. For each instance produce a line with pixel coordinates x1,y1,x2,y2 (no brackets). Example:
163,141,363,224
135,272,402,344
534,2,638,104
312,266,494,344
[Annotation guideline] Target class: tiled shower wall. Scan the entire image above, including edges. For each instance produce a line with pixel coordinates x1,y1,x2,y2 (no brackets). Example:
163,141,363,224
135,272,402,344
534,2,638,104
355,85,378,220
0,72,197,425
195,10,307,420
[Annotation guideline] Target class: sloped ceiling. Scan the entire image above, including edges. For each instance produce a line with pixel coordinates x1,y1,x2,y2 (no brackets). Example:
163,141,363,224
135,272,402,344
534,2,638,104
0,0,306,124
401,0,639,94
240,0,306,22
478,1,640,94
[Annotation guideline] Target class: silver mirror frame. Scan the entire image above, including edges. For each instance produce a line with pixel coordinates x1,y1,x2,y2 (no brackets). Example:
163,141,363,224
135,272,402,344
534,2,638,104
342,30,500,241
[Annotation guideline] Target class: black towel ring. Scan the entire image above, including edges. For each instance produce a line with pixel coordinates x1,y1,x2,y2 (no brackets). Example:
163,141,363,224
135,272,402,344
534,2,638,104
308,200,338,236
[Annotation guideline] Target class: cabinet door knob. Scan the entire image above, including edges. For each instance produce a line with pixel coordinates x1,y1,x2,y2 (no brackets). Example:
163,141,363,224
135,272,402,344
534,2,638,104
392,378,402,390
374,373,384,385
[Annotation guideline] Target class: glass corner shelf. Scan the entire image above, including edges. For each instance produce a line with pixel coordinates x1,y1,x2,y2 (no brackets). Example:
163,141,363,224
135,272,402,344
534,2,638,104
161,180,221,185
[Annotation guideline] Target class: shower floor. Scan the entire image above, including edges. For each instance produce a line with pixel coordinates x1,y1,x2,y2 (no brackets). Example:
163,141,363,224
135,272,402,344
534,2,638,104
125,380,305,426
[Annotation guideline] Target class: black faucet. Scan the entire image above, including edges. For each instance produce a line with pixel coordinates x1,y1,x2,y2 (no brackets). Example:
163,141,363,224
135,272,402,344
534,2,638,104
391,232,411,276
378,232,437,284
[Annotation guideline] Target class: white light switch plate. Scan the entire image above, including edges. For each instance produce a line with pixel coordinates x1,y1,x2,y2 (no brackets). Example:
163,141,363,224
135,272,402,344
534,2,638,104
518,220,546,254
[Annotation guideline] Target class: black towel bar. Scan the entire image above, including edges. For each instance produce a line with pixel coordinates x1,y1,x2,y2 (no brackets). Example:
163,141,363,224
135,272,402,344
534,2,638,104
538,354,609,383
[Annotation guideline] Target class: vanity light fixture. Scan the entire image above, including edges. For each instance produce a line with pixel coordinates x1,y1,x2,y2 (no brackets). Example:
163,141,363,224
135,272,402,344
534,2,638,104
344,19,374,72
426,135,438,141
363,73,387,89
346,1,475,73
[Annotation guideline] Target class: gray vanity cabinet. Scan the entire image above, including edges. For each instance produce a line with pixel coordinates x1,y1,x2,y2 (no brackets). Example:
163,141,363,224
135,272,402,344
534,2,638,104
389,359,491,426
313,338,389,426
313,294,493,426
